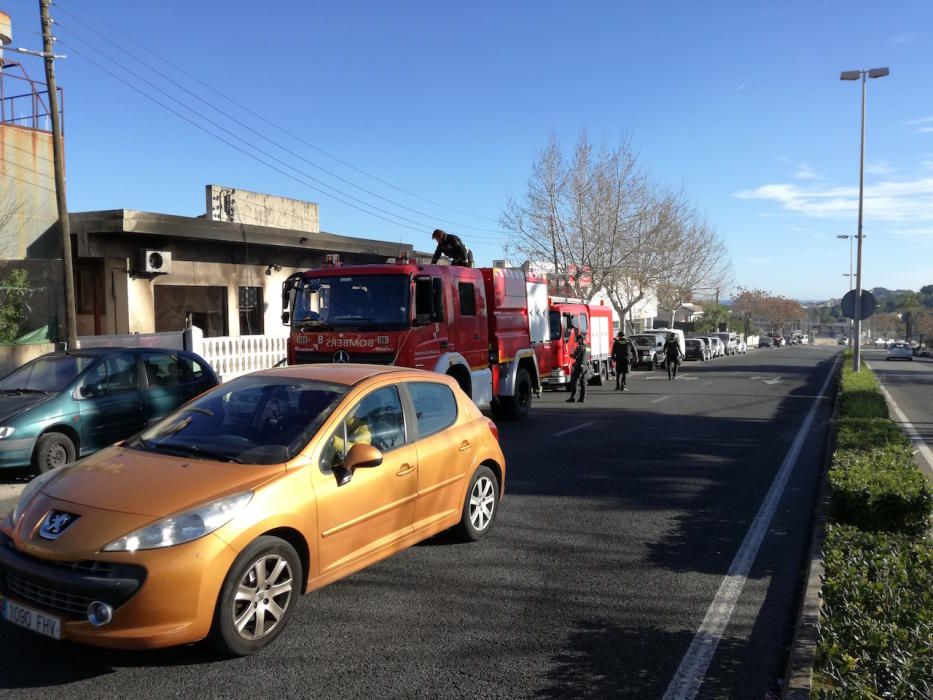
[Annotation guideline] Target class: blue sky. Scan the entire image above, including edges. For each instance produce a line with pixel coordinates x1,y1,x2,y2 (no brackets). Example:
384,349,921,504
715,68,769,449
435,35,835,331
5,0,932,300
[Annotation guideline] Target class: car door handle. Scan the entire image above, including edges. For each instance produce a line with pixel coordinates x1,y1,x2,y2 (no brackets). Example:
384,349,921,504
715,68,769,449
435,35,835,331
396,464,415,477
458,440,472,452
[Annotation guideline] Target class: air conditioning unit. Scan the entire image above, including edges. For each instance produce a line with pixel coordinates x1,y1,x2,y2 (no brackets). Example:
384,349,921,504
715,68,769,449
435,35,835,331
139,249,172,275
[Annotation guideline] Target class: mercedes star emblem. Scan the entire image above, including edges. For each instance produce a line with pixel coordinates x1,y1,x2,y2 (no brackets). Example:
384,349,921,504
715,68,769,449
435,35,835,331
333,350,351,363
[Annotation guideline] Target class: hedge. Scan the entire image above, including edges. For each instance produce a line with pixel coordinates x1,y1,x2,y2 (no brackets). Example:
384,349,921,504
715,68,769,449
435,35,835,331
835,417,911,452
815,352,933,697
814,525,933,699
828,446,933,536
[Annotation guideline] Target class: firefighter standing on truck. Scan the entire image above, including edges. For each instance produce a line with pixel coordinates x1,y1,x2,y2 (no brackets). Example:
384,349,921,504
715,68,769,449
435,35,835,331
612,332,634,391
566,330,591,403
431,229,474,267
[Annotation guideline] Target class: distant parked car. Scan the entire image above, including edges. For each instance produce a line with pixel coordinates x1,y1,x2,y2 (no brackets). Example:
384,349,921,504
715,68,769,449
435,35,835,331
873,337,887,347
734,338,747,354
758,337,774,349
0,347,219,472
886,342,913,361
631,334,664,369
836,336,849,346
918,347,932,358
772,336,786,347
711,332,738,356
685,338,709,361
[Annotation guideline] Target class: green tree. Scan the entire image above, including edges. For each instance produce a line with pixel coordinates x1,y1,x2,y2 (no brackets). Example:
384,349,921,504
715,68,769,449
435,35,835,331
0,269,32,343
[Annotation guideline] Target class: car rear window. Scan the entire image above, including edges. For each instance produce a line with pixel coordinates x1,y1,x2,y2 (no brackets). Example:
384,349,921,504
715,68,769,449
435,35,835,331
408,382,458,438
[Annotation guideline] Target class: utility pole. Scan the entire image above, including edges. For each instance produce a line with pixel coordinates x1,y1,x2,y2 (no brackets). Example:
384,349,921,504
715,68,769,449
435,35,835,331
39,0,77,349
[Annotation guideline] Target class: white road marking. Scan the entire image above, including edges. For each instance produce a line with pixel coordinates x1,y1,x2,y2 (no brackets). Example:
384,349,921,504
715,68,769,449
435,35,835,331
553,422,594,438
650,395,671,404
866,362,933,476
763,378,782,385
662,356,838,700
703,381,713,386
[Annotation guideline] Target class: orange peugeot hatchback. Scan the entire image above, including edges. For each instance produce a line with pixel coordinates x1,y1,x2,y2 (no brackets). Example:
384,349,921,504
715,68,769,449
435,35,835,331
0,365,505,655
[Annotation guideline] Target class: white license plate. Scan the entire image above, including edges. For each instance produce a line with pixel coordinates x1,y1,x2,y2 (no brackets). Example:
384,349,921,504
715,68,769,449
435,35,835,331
1,596,62,640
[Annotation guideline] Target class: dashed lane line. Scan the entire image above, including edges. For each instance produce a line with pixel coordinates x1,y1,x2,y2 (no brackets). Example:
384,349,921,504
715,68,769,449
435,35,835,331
650,395,671,404
552,422,594,438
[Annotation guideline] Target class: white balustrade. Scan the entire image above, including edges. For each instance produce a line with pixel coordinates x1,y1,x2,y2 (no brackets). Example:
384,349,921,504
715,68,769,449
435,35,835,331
195,334,288,382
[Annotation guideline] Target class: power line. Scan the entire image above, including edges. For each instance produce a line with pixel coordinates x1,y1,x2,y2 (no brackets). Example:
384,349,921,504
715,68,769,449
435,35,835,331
54,5,506,232
56,37,437,236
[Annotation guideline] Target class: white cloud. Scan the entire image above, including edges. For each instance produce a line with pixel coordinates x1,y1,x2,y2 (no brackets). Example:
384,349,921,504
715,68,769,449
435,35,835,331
905,116,933,126
865,161,894,175
733,178,933,223
915,126,933,134
746,257,768,264
793,163,819,180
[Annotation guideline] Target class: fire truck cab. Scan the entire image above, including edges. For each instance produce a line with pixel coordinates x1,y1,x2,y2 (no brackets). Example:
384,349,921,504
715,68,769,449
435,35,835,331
282,259,543,419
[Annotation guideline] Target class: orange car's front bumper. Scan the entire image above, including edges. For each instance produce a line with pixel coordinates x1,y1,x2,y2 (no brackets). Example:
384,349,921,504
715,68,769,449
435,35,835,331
0,530,239,650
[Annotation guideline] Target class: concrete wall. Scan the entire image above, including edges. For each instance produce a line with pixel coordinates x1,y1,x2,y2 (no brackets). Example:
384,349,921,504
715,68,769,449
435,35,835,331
0,125,58,259
0,342,55,378
118,260,302,338
205,185,319,233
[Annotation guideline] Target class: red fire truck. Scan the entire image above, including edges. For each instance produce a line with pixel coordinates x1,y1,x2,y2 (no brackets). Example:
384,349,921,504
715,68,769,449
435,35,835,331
281,259,550,418
538,298,614,390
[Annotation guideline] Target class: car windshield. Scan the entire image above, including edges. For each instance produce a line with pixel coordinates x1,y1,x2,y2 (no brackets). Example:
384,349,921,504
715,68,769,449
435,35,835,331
687,340,701,346
632,335,657,347
0,355,97,393
292,274,410,329
126,376,348,465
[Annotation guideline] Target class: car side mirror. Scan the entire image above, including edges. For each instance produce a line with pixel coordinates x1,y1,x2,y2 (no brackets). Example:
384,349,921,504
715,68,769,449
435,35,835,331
81,382,105,398
281,311,290,325
335,444,383,486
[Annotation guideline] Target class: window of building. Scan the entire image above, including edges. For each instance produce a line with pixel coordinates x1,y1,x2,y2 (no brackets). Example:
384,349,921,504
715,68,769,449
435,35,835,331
239,286,264,335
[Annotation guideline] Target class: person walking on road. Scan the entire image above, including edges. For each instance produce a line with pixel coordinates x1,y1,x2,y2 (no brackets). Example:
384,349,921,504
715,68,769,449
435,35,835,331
611,332,634,391
566,331,591,403
430,229,474,267
663,333,684,381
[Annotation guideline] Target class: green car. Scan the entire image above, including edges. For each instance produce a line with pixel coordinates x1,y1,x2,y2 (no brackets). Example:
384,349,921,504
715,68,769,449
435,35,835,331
0,347,219,472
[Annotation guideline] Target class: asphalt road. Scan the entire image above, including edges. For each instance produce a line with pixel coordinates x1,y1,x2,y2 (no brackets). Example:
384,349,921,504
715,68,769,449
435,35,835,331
864,349,933,479
0,346,840,699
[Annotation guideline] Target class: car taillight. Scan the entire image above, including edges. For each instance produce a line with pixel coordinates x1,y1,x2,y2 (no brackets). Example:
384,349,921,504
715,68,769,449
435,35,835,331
487,419,499,442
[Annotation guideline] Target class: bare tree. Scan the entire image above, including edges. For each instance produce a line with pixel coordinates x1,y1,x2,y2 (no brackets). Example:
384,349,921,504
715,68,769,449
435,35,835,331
502,132,643,301
656,217,732,325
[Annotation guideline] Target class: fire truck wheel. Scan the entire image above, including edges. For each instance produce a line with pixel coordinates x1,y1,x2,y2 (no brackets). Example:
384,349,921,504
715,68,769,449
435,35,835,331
505,369,532,419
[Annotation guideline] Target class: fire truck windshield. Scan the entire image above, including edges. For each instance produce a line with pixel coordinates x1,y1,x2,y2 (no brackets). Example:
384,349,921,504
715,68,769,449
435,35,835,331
292,274,410,330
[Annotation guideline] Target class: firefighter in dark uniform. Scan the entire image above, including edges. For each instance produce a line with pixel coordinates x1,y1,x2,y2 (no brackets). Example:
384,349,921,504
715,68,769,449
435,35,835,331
566,331,591,403
612,332,635,391
663,333,684,380
431,229,474,267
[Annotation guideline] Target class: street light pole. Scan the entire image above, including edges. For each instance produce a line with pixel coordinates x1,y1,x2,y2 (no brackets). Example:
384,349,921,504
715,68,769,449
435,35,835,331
840,67,889,373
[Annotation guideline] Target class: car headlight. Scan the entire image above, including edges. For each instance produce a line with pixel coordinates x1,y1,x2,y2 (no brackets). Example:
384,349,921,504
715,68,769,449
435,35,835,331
0,427,15,439
11,468,66,525
102,492,253,552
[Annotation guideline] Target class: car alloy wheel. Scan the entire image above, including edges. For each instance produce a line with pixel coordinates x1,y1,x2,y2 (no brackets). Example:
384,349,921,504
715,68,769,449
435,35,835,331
211,536,301,656
232,554,294,641
455,465,499,542
470,475,496,532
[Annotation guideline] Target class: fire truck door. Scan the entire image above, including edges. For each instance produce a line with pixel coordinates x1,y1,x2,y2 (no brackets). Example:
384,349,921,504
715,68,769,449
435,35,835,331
451,271,485,370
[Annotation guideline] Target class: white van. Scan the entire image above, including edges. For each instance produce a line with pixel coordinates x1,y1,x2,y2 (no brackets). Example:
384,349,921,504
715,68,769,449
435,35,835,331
712,332,737,356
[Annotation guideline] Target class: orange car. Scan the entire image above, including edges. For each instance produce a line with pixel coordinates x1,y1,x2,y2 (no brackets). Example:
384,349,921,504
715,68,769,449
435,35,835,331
0,365,505,655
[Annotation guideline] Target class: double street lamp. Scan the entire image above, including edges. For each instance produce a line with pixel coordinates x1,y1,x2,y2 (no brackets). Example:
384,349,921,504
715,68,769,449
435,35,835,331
840,67,889,372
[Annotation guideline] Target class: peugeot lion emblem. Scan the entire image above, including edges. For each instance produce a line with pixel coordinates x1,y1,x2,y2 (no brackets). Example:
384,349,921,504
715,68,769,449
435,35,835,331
333,350,351,363
39,510,80,540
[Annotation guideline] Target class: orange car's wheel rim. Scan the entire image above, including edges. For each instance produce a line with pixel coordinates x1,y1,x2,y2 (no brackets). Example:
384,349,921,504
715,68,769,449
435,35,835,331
232,554,294,640
469,476,496,532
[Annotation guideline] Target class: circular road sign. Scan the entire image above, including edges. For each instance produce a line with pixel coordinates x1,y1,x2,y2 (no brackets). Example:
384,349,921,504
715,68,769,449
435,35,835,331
841,289,877,320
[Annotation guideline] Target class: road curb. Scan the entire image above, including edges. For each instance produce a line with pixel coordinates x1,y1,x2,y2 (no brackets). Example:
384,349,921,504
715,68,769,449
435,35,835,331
782,359,842,698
